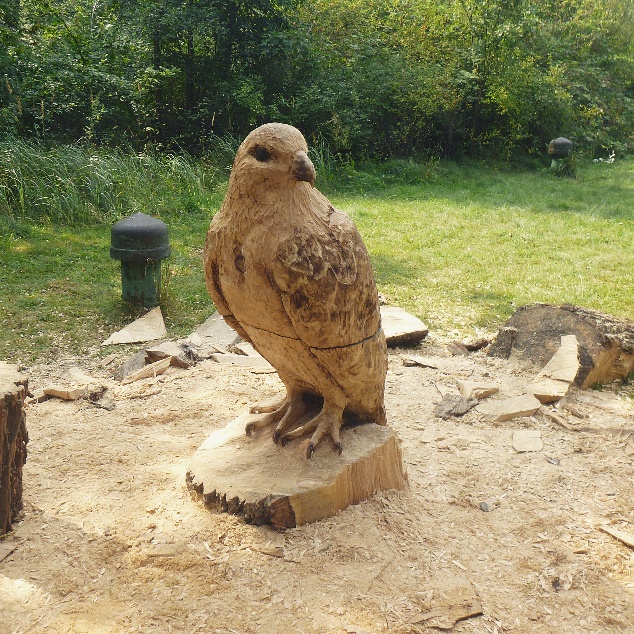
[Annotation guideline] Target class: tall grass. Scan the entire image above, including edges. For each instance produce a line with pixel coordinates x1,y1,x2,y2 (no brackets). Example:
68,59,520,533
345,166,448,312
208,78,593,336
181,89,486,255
0,137,223,230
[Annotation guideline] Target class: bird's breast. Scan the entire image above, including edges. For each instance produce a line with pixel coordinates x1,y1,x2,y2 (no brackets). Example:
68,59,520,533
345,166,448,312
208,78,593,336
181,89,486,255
212,225,298,337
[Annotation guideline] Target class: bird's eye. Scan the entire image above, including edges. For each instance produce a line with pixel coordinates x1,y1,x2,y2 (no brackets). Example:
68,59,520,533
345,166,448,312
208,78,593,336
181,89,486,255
252,146,271,162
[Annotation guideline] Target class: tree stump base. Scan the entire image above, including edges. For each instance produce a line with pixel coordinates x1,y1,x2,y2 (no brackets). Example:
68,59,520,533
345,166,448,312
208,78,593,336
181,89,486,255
488,303,634,388
187,413,408,530
0,362,29,536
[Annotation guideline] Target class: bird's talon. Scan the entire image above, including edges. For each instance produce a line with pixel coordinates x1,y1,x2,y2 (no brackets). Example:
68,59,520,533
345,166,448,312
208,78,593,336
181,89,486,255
245,423,254,437
306,443,315,459
272,429,282,444
334,442,343,455
280,435,290,447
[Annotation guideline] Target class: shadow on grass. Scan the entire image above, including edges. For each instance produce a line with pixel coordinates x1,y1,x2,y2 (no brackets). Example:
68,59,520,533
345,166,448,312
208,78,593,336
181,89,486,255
336,159,634,222
468,290,517,327
371,253,420,286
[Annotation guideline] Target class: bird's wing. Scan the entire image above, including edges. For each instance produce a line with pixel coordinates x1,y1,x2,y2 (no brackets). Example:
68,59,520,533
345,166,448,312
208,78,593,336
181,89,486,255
203,225,253,342
271,203,381,349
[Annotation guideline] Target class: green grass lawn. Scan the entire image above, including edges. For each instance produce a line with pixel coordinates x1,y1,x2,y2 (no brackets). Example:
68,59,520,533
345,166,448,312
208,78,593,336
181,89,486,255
339,158,634,334
1,155,633,365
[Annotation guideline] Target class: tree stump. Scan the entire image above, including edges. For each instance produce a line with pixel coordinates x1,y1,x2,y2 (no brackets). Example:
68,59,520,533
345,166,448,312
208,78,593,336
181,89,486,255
0,362,28,535
488,304,634,388
187,412,407,530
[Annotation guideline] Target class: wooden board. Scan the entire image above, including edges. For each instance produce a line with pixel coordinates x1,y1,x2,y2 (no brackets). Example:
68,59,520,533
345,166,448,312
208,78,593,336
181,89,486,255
0,362,28,535
187,413,408,530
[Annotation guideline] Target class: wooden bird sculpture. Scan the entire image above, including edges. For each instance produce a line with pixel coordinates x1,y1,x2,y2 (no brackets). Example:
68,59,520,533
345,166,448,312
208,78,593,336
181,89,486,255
203,123,387,458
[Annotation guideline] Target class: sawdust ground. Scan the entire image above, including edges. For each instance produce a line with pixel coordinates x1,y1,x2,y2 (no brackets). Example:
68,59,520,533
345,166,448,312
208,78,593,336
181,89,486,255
1,341,634,634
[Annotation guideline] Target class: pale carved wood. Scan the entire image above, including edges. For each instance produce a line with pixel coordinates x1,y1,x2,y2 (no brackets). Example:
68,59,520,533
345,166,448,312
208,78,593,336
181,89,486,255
187,413,407,530
203,123,389,459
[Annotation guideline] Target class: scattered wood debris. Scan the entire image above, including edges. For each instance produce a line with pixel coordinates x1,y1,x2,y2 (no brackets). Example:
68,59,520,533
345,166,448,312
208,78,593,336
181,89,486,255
230,342,261,357
209,353,274,370
479,498,502,512
402,355,444,369
529,335,579,403
434,394,477,419
410,575,483,629
513,429,543,453
43,366,105,401
446,341,470,356
380,305,429,346
193,312,242,353
145,341,195,369
456,380,499,400
542,408,634,439
121,358,171,385
599,525,634,549
477,393,541,422
101,306,167,345
461,337,491,351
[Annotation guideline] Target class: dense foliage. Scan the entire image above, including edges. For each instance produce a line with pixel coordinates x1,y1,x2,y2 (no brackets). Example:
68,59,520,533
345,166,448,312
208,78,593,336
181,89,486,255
1,0,632,158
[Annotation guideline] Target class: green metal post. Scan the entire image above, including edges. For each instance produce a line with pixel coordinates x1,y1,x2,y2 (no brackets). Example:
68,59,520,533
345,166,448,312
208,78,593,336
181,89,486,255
120,260,162,308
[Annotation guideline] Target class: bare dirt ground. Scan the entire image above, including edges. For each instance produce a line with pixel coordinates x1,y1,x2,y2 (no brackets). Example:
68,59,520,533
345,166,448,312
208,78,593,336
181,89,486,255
1,338,634,634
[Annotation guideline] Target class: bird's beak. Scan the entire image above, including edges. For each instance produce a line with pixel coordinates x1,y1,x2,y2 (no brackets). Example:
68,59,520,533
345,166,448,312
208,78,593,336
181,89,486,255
292,151,316,187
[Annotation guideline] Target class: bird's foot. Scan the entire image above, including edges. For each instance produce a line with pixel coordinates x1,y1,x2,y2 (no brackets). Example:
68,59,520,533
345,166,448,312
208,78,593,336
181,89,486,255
249,396,287,415
280,402,344,459
245,401,288,436
245,392,308,440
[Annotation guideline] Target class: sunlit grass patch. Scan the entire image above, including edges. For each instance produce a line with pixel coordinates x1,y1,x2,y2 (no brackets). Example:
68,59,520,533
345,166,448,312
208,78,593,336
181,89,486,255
0,147,632,364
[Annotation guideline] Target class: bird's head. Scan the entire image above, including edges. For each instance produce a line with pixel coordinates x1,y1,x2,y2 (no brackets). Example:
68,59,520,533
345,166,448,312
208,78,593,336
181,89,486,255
230,123,316,191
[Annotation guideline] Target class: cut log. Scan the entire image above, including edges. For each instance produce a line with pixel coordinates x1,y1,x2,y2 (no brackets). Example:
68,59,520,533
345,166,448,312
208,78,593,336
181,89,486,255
187,412,407,529
0,362,28,535
488,304,634,388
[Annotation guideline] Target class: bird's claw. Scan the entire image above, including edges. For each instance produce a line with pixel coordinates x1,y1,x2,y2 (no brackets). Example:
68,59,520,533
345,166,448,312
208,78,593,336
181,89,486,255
245,422,255,437
333,442,343,456
279,435,291,448
272,429,282,444
306,442,315,459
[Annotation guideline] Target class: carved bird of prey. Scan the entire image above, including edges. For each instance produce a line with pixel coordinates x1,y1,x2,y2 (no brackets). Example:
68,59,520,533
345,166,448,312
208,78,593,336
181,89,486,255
203,123,387,458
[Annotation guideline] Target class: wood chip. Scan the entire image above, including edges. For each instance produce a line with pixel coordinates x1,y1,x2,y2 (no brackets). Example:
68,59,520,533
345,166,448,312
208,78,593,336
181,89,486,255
534,334,579,383
43,385,87,401
447,341,470,356
477,394,541,422
434,394,477,419
456,380,499,400
402,356,443,369
121,357,171,384
599,525,634,549
513,429,543,453
380,305,429,346
461,337,491,351
102,307,167,345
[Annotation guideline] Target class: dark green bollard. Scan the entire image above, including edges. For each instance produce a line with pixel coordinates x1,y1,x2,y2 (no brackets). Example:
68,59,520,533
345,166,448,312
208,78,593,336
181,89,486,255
548,136,573,169
110,212,171,308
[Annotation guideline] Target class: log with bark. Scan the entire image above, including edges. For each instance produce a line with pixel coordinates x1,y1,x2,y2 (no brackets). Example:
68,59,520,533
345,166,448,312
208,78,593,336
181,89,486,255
0,362,29,535
488,303,634,388
187,412,407,530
